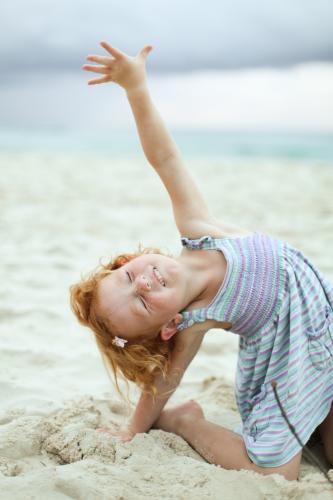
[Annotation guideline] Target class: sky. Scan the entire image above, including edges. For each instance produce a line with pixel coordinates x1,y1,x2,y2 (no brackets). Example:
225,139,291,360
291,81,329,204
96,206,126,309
1,0,333,131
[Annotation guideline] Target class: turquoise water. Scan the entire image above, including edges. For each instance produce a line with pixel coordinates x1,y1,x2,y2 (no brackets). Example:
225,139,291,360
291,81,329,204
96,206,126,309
0,128,332,162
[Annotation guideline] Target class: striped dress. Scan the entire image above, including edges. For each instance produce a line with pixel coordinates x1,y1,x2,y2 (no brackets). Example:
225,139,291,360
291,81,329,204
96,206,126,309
176,232,333,467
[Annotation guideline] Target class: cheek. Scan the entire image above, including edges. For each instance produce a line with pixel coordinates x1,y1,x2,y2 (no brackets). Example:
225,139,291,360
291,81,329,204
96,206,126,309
165,260,181,277
152,290,180,312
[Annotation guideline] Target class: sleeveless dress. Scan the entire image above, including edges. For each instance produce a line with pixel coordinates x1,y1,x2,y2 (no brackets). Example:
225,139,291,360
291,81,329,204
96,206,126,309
176,232,333,467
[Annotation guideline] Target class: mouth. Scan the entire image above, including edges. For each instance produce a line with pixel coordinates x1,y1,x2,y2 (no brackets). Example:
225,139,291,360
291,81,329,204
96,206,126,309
153,266,166,287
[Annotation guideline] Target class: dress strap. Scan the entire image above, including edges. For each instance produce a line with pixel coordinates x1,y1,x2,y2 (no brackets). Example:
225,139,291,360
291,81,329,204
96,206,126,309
181,233,258,250
176,309,208,332
181,235,220,251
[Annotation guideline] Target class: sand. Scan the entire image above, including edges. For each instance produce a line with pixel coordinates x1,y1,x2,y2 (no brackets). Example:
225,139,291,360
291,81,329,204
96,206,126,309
1,151,333,499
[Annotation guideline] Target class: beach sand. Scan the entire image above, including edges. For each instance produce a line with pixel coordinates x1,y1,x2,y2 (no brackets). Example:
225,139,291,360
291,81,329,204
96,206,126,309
1,152,333,499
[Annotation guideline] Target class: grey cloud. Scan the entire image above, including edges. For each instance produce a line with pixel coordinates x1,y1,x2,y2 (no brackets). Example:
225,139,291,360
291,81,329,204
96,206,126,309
1,0,333,78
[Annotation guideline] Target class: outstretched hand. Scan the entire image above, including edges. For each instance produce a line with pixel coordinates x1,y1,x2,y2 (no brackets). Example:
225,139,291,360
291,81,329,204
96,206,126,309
82,41,153,91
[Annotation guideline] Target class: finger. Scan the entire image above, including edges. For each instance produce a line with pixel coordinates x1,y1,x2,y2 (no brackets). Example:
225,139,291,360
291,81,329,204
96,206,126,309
86,55,113,65
87,75,111,85
121,436,133,443
99,429,120,437
138,45,154,59
100,41,126,59
82,64,110,75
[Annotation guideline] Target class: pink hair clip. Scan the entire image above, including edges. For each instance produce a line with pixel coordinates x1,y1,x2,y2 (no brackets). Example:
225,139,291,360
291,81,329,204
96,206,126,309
112,336,128,348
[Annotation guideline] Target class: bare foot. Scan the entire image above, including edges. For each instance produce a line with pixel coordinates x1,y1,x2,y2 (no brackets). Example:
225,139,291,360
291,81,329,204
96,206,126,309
154,400,205,434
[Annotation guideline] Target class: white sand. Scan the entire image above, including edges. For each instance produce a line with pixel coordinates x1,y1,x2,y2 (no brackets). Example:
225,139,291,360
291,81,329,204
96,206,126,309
1,152,333,499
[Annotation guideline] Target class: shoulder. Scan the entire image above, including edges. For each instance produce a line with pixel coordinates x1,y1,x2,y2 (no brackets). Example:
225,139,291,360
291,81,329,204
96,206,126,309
172,323,207,355
181,217,253,240
170,320,231,370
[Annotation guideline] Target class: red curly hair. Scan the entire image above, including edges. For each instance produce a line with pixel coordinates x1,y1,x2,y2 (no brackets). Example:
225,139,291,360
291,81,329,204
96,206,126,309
69,246,176,399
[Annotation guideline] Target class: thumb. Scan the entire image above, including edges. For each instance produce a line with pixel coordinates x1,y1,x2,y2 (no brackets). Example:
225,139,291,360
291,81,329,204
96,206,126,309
138,45,154,59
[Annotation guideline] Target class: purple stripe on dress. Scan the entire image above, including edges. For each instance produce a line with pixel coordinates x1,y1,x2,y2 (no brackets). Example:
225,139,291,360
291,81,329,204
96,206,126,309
243,239,281,334
237,236,271,332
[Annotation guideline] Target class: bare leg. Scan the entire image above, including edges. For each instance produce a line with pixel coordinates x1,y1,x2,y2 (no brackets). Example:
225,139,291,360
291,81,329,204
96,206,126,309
154,400,301,481
318,402,333,465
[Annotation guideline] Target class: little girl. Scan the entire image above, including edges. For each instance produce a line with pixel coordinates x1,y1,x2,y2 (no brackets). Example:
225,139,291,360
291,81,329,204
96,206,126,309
71,41,333,481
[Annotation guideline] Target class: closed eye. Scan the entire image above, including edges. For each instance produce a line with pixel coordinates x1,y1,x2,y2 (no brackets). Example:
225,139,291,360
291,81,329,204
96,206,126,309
139,297,148,310
126,271,148,311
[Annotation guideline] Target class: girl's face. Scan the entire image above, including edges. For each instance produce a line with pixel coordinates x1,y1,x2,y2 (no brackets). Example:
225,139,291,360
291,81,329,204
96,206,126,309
96,254,186,340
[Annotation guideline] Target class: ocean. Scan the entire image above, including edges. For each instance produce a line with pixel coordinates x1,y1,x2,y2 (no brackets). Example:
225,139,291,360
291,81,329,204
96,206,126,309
0,128,332,163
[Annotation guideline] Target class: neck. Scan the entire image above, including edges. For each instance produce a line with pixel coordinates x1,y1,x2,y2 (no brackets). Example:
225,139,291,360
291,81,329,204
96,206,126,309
176,251,212,309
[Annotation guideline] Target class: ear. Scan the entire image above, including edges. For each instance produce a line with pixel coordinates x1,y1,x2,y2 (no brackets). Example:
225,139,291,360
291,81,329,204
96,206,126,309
160,314,183,341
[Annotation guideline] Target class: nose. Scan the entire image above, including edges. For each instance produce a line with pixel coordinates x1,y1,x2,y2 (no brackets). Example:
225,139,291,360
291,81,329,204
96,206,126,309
135,274,152,292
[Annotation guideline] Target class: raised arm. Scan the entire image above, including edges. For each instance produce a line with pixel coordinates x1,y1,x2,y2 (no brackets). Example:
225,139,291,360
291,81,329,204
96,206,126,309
83,41,240,238
125,85,221,238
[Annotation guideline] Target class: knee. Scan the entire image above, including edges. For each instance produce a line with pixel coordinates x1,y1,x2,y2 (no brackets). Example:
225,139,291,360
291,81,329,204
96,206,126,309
279,468,299,482
251,463,299,481
250,450,302,482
